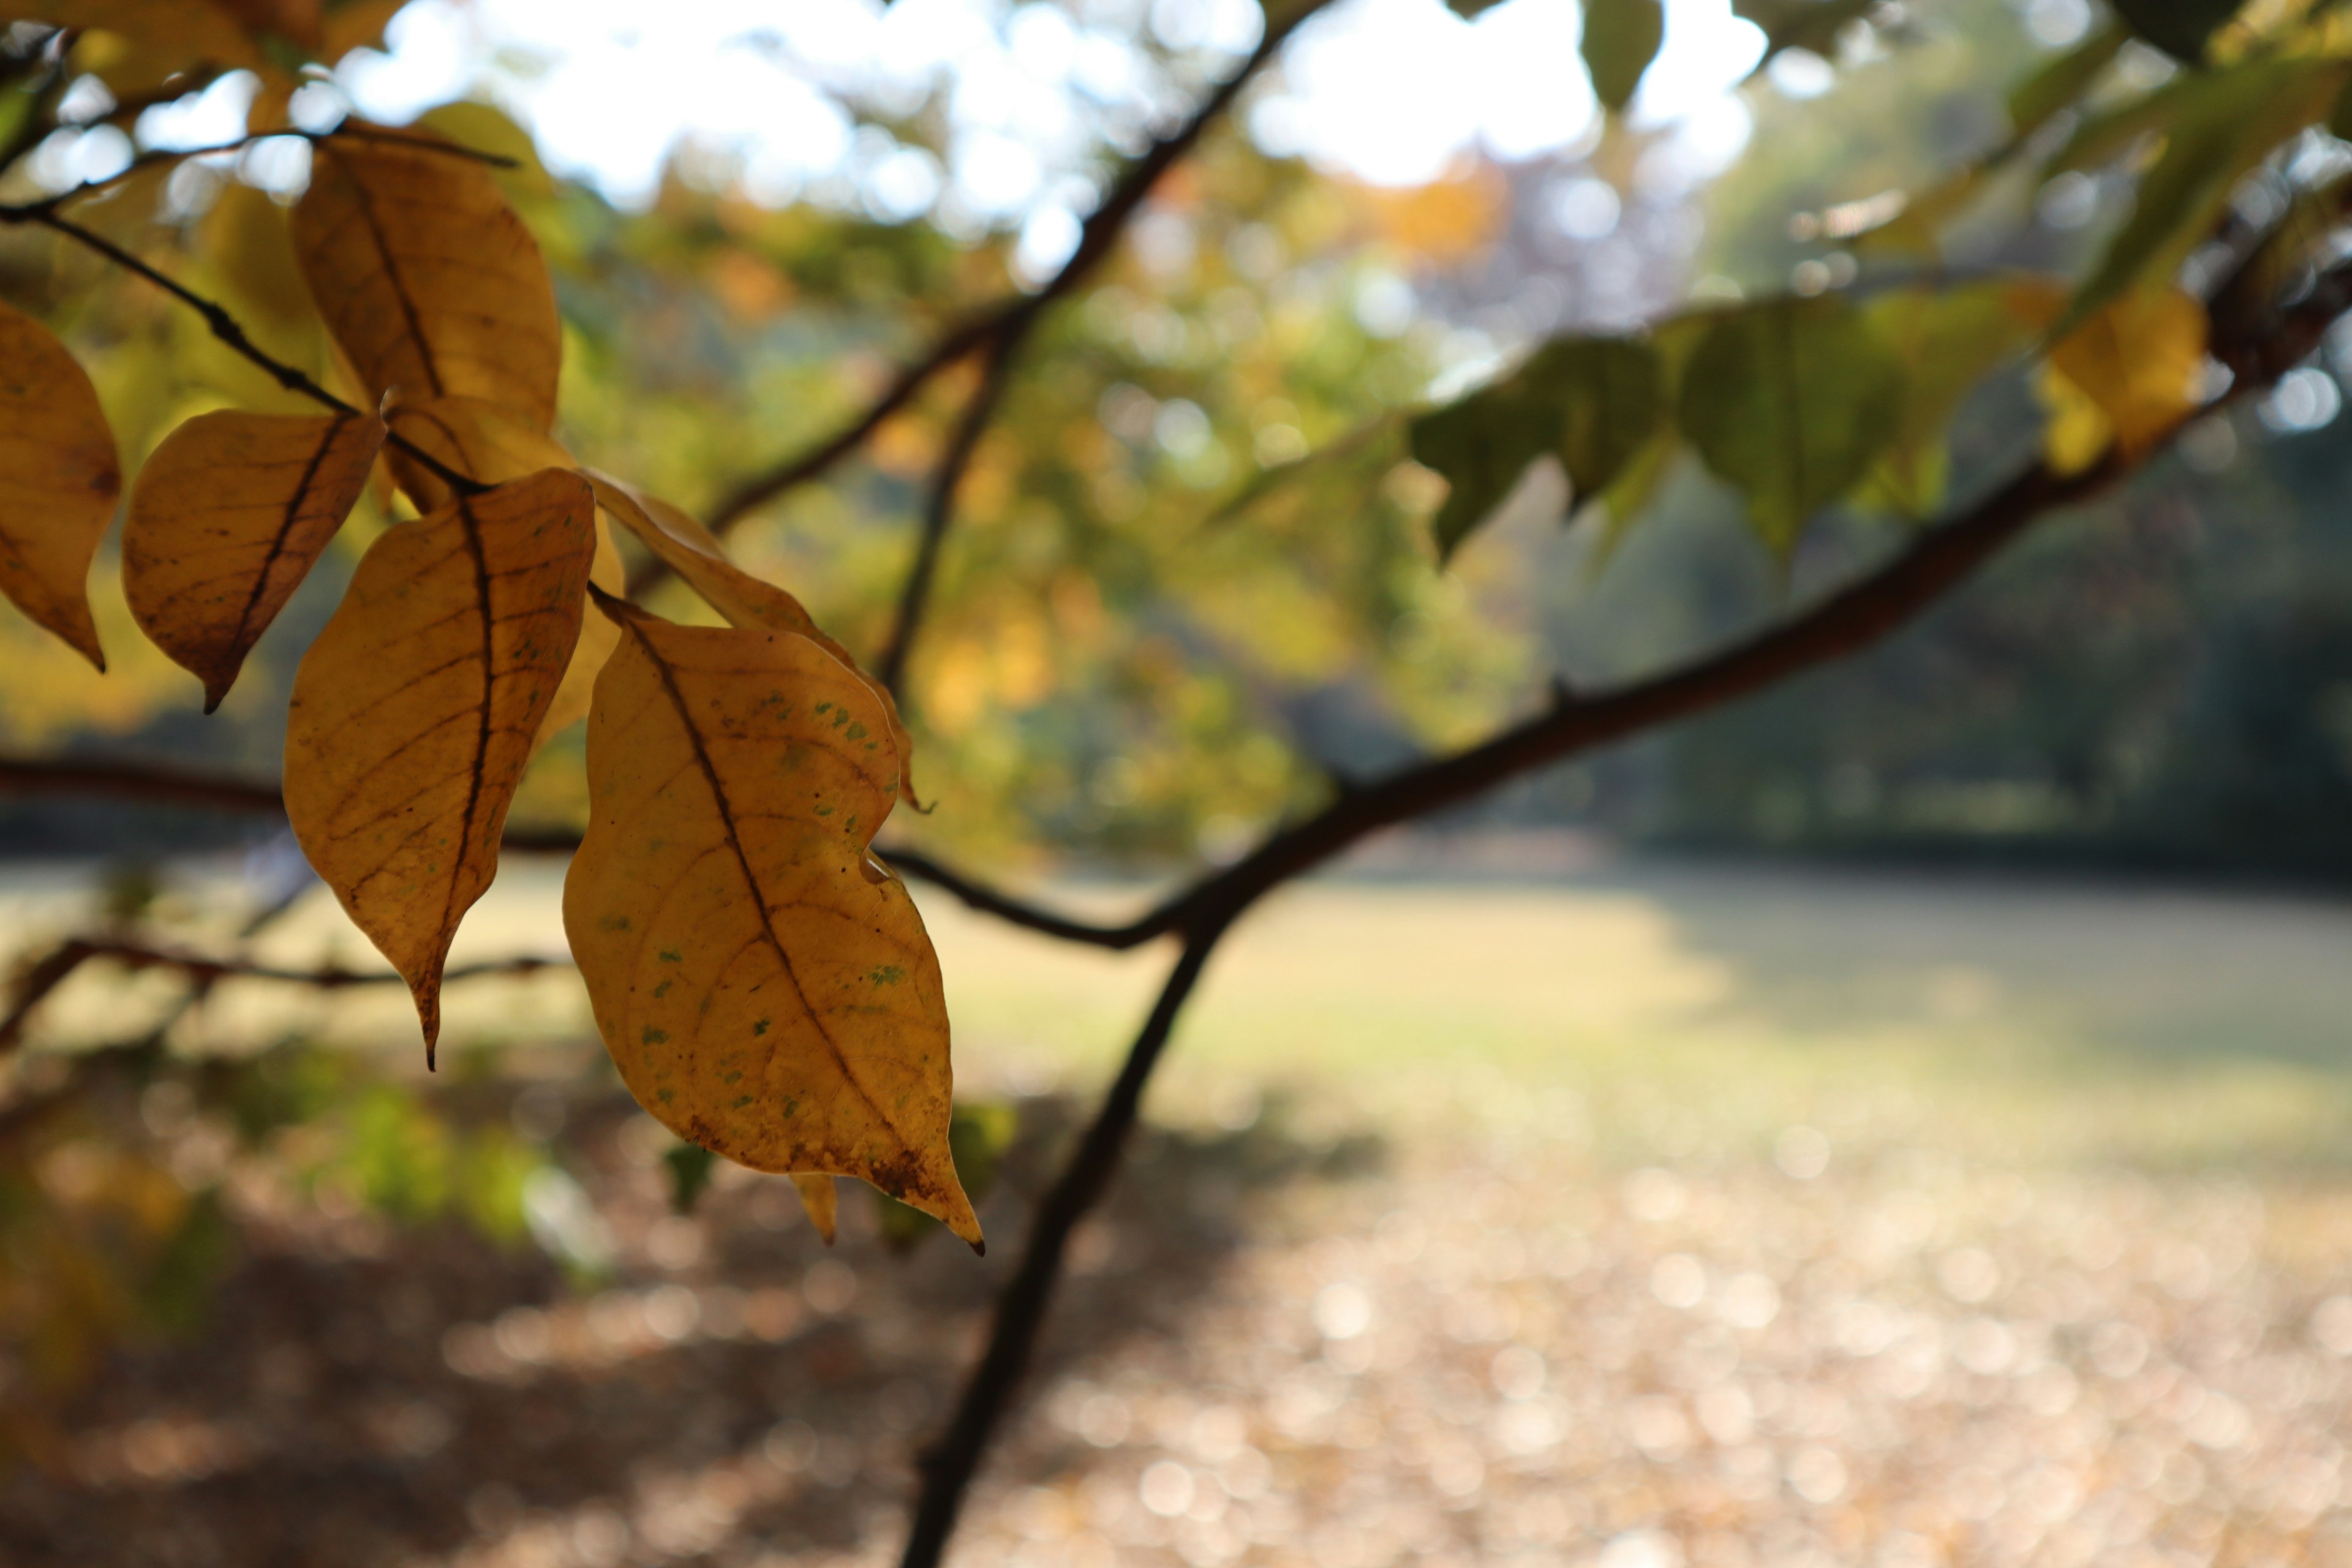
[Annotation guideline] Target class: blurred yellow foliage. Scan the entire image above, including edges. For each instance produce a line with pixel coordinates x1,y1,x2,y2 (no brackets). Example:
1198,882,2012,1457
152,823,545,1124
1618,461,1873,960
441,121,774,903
1354,167,1510,268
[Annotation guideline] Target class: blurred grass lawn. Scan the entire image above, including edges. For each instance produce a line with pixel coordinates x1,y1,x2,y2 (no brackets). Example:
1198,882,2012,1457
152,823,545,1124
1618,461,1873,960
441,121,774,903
9,851,2350,1178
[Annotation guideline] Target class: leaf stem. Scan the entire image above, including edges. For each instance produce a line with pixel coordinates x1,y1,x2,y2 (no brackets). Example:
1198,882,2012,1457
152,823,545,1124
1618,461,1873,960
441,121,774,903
0,206,488,496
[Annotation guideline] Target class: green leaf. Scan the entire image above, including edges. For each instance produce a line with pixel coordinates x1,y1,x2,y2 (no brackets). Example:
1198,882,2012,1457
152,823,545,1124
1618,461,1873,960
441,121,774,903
1676,295,1906,555
1520,337,1667,498
2061,58,2346,333
665,1140,720,1215
1411,390,1558,564
1583,0,1665,113
2106,0,2245,62
1411,335,1666,563
2007,23,2128,138
1860,278,2060,517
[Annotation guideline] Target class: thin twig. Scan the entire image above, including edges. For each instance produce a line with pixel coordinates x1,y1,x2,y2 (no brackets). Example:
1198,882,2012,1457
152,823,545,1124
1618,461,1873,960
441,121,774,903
899,912,1234,1567
0,937,564,1055
0,124,522,217
0,205,488,500
881,250,2352,1567
696,1,1333,540
874,336,1020,695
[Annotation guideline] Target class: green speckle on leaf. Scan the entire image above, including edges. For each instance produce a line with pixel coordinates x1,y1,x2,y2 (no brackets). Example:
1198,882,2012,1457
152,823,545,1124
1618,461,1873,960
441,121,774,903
753,1019,770,1036
845,722,867,740
869,965,907,986
658,949,682,963
643,1027,669,1045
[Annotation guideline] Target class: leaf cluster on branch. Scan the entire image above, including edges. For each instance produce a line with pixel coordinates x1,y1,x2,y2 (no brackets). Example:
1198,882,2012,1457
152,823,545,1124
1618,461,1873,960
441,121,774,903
5,0,2352,1562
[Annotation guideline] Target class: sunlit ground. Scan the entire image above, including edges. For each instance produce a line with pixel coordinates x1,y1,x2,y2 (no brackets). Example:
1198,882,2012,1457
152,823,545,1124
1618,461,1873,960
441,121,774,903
7,846,2352,1566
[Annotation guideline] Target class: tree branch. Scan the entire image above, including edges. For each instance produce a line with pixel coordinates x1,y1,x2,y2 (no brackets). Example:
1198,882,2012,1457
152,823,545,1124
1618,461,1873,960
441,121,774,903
0,194,488,501
899,911,1234,1568
1,936,564,1055
696,2,1331,540
884,252,2352,1566
874,336,1019,695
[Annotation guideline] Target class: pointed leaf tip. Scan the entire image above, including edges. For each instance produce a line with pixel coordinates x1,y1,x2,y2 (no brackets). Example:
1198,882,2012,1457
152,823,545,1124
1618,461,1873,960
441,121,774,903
124,409,383,709
0,301,117,669
791,1173,839,1243
285,467,597,1052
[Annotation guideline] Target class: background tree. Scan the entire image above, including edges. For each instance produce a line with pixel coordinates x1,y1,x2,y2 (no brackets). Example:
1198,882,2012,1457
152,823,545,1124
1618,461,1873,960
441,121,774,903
1,0,2350,1562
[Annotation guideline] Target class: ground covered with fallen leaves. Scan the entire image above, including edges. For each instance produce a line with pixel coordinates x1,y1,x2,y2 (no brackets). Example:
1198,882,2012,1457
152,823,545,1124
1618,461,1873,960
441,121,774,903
10,1076,2352,1568
9,861,2352,1567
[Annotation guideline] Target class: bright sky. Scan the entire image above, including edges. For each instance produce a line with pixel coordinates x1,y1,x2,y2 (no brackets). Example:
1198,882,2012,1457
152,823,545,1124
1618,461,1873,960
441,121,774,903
123,0,1772,274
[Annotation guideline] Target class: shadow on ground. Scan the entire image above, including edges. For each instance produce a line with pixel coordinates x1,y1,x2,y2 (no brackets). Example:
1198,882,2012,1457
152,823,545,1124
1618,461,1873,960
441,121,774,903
0,1080,1387,1568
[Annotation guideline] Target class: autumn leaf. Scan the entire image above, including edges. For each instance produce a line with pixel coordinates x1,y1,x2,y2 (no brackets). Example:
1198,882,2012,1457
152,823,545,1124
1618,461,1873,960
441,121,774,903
587,473,922,806
0,301,119,670
386,396,623,746
123,409,383,711
292,132,563,431
792,1174,840,1243
562,592,978,1246
18,2,264,97
2039,285,2207,473
285,469,597,1061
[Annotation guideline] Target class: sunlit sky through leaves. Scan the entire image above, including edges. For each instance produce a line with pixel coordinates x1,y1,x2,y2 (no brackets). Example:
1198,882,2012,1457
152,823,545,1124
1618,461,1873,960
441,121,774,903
148,0,1771,275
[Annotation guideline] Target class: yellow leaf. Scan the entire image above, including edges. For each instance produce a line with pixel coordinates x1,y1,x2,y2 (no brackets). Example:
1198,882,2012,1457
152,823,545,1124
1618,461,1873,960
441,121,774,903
285,469,597,1061
2036,365,2115,477
292,133,562,432
2042,286,2207,466
123,409,382,712
209,0,320,48
202,182,314,344
563,594,978,1247
586,473,923,807
0,301,119,670
386,396,621,746
23,2,264,97
791,1174,839,1243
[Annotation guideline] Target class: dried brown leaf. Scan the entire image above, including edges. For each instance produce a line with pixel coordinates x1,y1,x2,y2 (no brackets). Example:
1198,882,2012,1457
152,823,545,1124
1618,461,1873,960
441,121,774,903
587,473,921,807
386,397,622,745
564,593,977,1245
292,134,562,430
0,301,119,670
123,409,383,710
285,468,596,1060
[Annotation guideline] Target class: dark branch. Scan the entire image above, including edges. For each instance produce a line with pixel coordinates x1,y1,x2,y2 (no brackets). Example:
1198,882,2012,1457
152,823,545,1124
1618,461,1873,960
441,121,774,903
886,251,2352,1566
875,849,1164,948
899,912,1234,1567
874,337,1019,695
1,936,564,1055
696,2,1331,540
0,206,488,501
